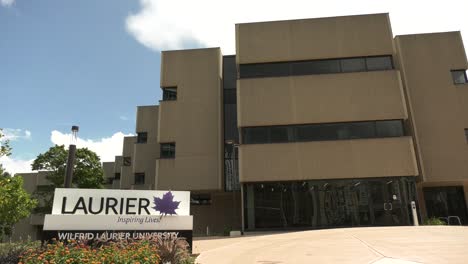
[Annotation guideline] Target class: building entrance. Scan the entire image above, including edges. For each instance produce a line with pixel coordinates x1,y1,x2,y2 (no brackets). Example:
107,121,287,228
423,186,468,225
244,177,417,230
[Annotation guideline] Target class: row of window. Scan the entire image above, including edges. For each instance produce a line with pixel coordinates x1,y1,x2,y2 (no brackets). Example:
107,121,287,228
242,120,405,144
122,143,176,163
239,55,394,79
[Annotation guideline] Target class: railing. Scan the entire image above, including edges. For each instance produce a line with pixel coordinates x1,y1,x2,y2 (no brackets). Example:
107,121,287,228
439,216,462,225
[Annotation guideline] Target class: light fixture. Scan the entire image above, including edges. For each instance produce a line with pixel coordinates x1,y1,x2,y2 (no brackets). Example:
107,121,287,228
64,125,79,188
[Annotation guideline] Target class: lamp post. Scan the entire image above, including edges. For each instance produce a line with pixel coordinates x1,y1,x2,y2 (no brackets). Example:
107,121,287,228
64,125,79,188
225,140,243,234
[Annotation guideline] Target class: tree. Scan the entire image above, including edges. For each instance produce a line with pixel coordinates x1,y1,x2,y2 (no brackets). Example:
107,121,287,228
0,128,12,178
0,129,37,240
32,145,104,213
0,176,38,240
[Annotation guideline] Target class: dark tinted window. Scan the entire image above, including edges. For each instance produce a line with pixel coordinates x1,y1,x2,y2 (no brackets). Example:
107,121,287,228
366,56,393,71
242,120,404,144
243,127,269,144
451,70,468,84
123,157,131,166
134,173,145,185
162,87,177,101
239,55,394,79
137,132,147,144
239,62,290,78
376,120,404,137
291,59,341,75
160,143,176,158
114,173,121,180
347,122,376,139
341,58,366,73
270,126,290,143
315,124,338,141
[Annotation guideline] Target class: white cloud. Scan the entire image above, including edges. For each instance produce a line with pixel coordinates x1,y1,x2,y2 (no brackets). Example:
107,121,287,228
50,130,133,162
1,128,32,141
0,0,15,7
119,115,129,121
0,156,34,176
126,0,468,54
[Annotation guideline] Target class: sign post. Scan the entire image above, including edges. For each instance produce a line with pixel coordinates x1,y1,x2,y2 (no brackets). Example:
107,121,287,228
43,188,193,249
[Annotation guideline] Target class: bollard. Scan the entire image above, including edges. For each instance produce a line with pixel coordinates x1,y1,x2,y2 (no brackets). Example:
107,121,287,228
411,201,419,226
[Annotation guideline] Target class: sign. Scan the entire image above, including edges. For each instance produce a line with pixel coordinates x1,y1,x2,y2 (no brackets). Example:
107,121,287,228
52,188,190,216
43,188,193,249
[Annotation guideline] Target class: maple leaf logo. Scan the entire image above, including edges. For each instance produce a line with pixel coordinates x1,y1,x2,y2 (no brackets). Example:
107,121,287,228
152,191,180,216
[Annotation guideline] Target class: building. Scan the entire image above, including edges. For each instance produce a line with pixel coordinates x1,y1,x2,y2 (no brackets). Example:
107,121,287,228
12,13,468,240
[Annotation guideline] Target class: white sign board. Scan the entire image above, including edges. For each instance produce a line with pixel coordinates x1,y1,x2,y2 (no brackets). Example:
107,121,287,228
43,188,193,248
51,188,190,216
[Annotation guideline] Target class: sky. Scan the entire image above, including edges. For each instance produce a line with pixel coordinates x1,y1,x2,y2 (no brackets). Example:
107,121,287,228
1,0,467,175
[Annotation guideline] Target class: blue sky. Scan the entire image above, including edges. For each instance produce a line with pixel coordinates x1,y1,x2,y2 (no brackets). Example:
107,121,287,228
1,0,164,172
1,0,467,174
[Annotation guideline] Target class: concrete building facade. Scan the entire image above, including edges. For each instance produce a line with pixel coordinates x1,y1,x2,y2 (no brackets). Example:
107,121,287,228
12,13,468,240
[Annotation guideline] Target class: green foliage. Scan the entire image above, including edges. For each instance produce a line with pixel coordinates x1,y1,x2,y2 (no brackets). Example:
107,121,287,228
0,177,38,240
32,145,105,213
0,128,12,179
424,217,447,225
223,226,232,236
0,240,41,264
19,238,194,264
0,128,12,158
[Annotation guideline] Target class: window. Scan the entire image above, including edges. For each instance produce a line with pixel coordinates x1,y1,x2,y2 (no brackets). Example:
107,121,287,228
114,173,121,180
242,120,405,144
240,62,290,78
270,126,291,143
291,59,341,75
243,127,269,144
239,55,394,79
134,173,145,185
341,58,366,73
451,70,468,84
465,129,468,142
345,121,376,139
160,143,176,158
376,120,404,137
365,56,393,71
190,193,212,205
137,132,148,144
162,87,177,101
123,157,131,166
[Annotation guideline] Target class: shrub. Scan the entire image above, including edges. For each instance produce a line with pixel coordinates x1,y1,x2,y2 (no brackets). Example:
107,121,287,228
154,237,193,264
20,239,161,264
424,217,447,225
0,240,40,264
19,237,195,264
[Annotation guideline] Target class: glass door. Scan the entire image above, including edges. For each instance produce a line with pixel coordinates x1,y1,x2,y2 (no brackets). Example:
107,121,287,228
369,178,409,226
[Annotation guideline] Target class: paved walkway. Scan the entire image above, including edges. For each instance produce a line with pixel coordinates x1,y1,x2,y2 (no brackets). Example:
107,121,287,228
194,226,468,264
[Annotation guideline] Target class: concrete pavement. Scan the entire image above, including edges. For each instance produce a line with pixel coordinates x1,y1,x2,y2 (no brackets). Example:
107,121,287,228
194,226,468,264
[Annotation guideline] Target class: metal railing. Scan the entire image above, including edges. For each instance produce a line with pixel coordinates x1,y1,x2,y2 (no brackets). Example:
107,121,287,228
438,216,462,225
